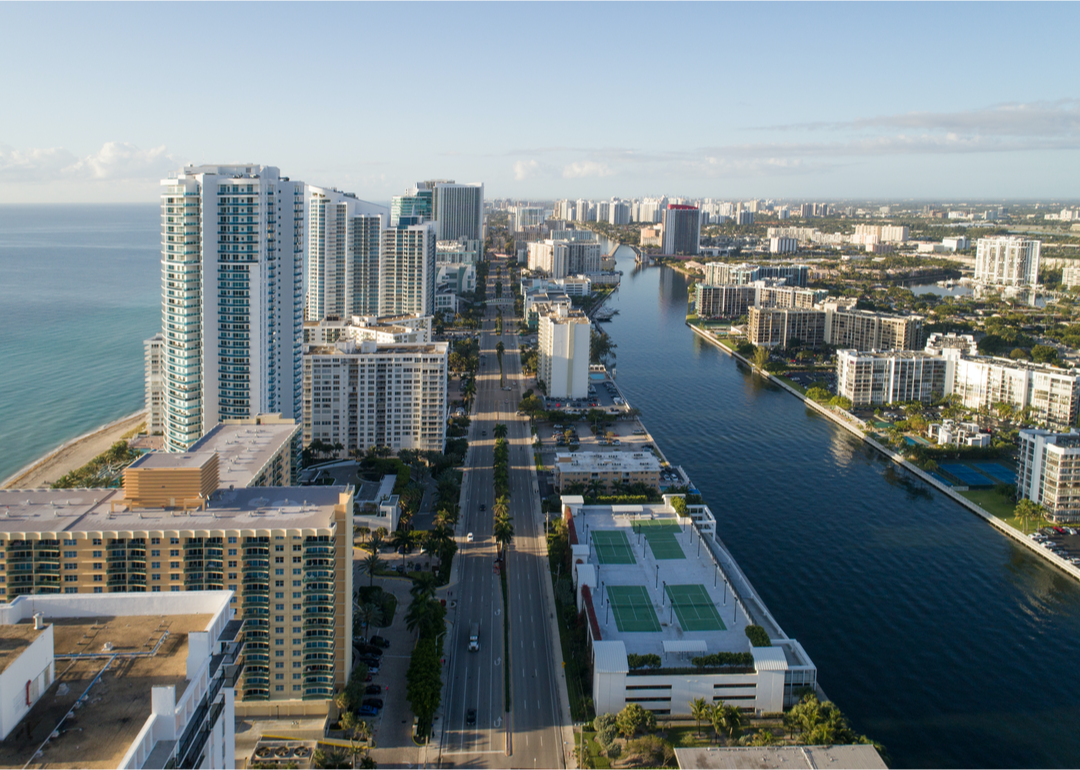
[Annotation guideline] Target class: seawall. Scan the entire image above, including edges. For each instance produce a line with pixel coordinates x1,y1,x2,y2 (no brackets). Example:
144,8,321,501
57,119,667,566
687,322,1080,584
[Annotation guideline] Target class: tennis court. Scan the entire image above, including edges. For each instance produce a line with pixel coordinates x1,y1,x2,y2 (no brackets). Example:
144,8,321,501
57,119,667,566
972,461,1016,485
665,584,726,632
632,518,686,559
606,585,661,632
592,530,636,565
939,462,994,487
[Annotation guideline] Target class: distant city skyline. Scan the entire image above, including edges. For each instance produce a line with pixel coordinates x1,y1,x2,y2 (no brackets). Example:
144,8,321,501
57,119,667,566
1,2,1078,203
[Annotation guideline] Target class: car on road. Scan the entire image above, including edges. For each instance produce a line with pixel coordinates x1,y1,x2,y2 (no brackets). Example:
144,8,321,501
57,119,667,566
479,503,486,511
363,698,385,709
466,708,477,726
358,705,379,717
467,532,474,542
366,685,383,695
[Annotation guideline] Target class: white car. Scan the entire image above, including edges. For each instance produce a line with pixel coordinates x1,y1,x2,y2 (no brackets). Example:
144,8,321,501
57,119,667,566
466,532,474,542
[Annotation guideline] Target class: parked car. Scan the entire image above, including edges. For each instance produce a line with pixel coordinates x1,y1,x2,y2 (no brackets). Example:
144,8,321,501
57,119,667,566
361,658,381,670
358,645,383,657
358,705,379,717
466,708,477,726
366,685,383,695
369,636,390,648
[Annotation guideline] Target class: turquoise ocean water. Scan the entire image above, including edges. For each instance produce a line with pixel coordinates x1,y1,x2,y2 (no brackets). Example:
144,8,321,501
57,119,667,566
0,204,160,483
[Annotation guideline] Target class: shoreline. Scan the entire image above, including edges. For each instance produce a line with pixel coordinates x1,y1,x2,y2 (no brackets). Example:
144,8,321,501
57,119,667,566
2,410,147,490
686,321,1080,584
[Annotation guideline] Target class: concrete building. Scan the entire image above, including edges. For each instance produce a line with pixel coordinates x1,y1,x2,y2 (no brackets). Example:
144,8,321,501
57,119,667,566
640,226,662,247
0,590,240,768
942,236,970,252
303,339,448,454
550,229,598,243
379,221,437,317
431,182,484,241
662,205,701,256
701,263,810,287
514,206,544,231
1063,262,1080,290
538,305,591,400
437,263,477,296
673,745,887,769
1018,429,1080,523
821,301,924,351
524,290,573,328
928,420,990,448
747,307,825,349
436,237,482,265
925,332,979,356
553,452,660,493
609,200,631,225
145,333,165,436
0,480,353,714
306,187,388,321
949,354,1080,429
562,496,816,718
528,239,602,279
694,285,757,320
390,187,433,226
185,415,301,490
974,236,1041,287
769,237,797,255
158,165,305,453
836,350,950,406
303,314,432,346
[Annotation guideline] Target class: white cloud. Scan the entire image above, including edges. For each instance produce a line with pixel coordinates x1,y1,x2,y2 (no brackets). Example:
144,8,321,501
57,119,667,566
0,141,177,183
562,161,614,179
513,159,540,180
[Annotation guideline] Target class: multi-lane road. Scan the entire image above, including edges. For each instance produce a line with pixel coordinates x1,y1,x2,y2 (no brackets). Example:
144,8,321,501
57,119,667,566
440,260,566,769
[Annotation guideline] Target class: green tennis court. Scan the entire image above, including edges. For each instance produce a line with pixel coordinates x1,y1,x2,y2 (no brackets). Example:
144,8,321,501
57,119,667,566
631,518,682,534
592,530,636,565
606,585,661,632
665,584,726,631
630,518,686,559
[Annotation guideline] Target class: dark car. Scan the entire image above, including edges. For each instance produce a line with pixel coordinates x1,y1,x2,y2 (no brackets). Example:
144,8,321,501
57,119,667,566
466,708,477,726
369,636,390,648
366,685,383,695
363,698,385,709
358,645,383,657
361,658,381,670
479,503,486,511
358,705,378,717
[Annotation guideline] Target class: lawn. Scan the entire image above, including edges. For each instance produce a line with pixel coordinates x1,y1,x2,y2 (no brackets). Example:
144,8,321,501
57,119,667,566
580,730,612,769
959,489,1053,532
774,375,807,395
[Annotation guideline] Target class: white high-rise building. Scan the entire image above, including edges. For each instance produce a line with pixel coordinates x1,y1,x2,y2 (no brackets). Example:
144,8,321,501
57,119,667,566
144,333,164,435
1018,429,1080,523
610,200,631,225
307,187,388,321
974,236,1041,287
432,182,484,241
538,305,591,399
514,206,544,231
303,339,448,453
158,164,304,453
379,222,437,316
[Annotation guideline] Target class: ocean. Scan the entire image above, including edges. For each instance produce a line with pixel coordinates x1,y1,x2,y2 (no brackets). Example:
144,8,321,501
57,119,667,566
0,204,160,483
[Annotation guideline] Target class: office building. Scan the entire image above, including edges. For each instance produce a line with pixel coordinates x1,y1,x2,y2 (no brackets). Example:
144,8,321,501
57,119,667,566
756,283,827,310
183,415,301,490
145,333,165,436
307,187,388,321
836,350,950,405
390,186,433,227
379,221,437,317
609,200,631,225
562,495,817,717
553,451,661,493
1063,263,1080,289
431,182,484,241
538,305,591,399
158,165,305,453
1018,430,1080,523
303,339,448,454
437,263,477,296
0,591,241,769
747,307,825,349
0,479,354,712
661,204,701,256
528,239,601,279
550,229,598,243
822,301,924,351
974,237,1041,287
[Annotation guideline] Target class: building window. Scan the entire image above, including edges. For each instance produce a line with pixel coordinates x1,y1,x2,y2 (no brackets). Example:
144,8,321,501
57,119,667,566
63,575,78,582
229,537,237,544
152,538,160,545
93,539,102,546
94,587,103,593
228,584,237,591
64,563,77,570
64,587,78,594
229,549,237,556
171,574,180,581
275,674,284,680
63,550,77,558
171,538,179,545
151,574,161,581
151,562,160,569
151,550,160,557
276,569,284,575
92,551,102,558
292,569,301,575
152,586,161,592
276,685,284,692
276,650,284,657
93,575,102,582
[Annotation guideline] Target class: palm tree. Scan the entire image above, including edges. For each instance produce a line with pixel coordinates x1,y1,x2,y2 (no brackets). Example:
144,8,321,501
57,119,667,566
405,598,435,638
356,602,383,634
493,514,514,559
711,703,745,744
313,748,351,769
690,697,710,738
410,571,438,605
389,529,411,568
359,551,382,587
367,530,384,555
493,423,508,439
493,495,509,521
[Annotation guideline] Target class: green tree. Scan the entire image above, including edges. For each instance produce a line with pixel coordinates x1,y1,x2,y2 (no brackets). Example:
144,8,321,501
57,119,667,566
590,329,617,365
1015,498,1043,534
410,571,439,605
711,702,745,743
616,703,656,739
313,749,351,769
690,697,711,738
1009,347,1031,361
493,513,515,558
749,729,779,746
359,550,382,587
356,602,383,634
389,529,412,568
752,346,769,370
493,423,508,439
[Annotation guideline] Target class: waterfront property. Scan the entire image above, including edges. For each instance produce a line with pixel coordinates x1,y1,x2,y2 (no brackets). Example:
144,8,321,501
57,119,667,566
821,300,924,351
747,306,825,349
562,495,816,717
974,236,1041,287
553,451,661,493
673,745,887,769
1018,429,1080,523
0,590,239,769
0,477,353,717
303,313,433,346
538,305,592,400
836,349,949,405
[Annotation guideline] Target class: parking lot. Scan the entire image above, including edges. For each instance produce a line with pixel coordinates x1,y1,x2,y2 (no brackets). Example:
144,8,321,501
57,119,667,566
543,373,627,412
1029,526,1080,566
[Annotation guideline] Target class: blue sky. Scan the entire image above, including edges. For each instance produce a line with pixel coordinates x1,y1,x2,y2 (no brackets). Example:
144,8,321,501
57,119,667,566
1,2,1078,203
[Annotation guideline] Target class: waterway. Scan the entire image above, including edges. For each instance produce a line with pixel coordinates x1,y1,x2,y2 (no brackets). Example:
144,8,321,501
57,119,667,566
601,248,1080,769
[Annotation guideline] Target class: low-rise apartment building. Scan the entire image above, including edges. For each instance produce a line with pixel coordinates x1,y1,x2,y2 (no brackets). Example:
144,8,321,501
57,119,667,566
1018,429,1080,523
553,451,661,493
303,339,448,454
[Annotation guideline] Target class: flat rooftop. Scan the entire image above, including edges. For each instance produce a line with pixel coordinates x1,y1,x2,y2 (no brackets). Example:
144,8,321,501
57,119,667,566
556,451,661,473
0,623,46,674
127,451,215,471
674,745,887,769
189,421,299,489
0,613,212,769
571,503,750,660
0,485,348,536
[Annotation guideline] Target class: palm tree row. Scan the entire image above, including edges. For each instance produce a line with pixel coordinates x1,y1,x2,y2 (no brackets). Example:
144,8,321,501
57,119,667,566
690,697,746,744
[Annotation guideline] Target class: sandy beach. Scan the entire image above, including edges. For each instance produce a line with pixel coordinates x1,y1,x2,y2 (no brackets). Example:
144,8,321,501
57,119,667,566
2,411,147,490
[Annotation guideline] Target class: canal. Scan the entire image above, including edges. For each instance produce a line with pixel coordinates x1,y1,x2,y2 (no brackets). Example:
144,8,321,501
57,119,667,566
599,250,1080,768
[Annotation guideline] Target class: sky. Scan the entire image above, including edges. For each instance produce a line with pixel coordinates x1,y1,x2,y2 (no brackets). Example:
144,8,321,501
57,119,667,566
1,1,1078,204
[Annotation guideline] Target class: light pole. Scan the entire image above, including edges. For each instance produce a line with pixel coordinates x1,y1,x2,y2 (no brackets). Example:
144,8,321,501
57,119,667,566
655,564,659,589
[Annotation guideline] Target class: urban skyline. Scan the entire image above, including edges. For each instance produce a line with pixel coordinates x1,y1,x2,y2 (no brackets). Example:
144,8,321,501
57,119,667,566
1,3,1078,204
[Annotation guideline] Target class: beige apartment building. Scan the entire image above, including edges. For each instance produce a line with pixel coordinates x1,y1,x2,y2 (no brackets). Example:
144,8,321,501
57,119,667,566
747,306,826,349
0,432,351,716
553,451,661,493
822,301,923,351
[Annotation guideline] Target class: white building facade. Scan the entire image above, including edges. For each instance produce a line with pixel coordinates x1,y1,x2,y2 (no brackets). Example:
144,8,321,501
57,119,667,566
1018,429,1080,523
538,305,591,399
379,222,437,317
974,236,1041,287
159,165,305,452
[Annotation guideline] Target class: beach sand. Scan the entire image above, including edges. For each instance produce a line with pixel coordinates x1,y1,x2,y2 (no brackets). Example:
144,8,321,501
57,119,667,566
2,411,147,490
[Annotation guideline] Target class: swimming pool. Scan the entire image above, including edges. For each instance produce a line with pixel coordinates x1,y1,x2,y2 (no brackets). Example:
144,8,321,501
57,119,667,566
589,373,607,381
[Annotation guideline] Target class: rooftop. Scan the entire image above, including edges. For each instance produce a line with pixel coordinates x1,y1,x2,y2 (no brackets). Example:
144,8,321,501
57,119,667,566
0,613,212,769
556,451,661,473
126,451,216,471
0,485,349,537
568,502,750,659
0,622,46,674
673,745,888,770
188,421,299,489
